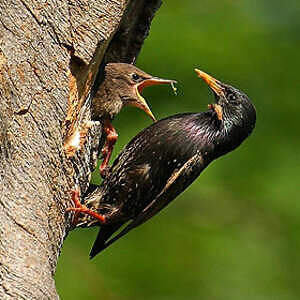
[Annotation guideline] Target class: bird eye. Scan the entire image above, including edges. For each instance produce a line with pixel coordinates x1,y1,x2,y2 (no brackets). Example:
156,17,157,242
227,93,236,101
131,73,140,81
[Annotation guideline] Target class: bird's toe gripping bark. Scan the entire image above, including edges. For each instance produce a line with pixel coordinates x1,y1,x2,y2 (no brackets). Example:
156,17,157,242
66,189,106,224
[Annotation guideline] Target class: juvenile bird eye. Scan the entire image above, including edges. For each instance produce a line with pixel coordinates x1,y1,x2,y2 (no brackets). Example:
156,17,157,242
131,73,140,81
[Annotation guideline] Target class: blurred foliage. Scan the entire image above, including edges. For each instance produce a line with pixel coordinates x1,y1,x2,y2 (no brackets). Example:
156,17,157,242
56,1,300,299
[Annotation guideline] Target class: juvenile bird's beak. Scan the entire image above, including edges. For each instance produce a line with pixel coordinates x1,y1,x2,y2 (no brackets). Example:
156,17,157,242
195,69,225,97
131,87,156,122
133,77,177,122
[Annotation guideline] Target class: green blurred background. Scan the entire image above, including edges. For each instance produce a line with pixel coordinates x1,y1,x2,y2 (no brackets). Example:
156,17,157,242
56,1,300,299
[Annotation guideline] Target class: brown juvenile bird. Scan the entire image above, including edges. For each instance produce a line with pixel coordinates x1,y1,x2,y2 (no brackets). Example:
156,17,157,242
92,63,176,178
68,68,256,258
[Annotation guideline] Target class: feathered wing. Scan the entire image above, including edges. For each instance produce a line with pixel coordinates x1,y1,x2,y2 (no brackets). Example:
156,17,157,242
93,153,206,255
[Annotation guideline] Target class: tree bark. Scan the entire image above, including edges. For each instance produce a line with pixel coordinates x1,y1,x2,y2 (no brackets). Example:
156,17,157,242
0,0,161,298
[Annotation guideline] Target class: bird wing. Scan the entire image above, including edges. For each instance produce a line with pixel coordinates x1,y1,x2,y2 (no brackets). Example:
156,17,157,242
98,152,205,253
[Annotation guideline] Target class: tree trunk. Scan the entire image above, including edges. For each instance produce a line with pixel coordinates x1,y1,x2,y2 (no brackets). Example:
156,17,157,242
0,0,161,298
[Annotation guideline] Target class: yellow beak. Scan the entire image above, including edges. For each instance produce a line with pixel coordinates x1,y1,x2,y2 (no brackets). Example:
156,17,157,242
194,69,224,96
133,85,156,121
133,77,177,122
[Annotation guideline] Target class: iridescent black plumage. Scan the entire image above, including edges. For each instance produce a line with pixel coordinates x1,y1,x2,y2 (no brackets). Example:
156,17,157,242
71,69,256,258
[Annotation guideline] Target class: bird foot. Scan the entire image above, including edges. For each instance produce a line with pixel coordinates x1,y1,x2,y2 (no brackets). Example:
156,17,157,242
66,189,106,224
99,163,109,179
99,145,112,178
99,119,118,179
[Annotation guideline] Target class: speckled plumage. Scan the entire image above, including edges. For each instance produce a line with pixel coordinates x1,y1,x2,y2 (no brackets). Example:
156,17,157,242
74,70,256,258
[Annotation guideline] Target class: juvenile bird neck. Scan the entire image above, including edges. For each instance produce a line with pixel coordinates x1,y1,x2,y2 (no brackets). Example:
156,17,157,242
92,79,123,120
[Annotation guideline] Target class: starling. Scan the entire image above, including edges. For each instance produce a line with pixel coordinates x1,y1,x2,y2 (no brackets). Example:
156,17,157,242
68,68,256,258
92,63,176,177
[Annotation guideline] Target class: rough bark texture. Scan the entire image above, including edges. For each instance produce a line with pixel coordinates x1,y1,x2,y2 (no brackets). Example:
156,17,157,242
0,0,162,299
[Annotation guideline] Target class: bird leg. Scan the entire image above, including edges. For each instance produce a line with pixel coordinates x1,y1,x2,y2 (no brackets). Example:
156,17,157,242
66,189,106,224
100,119,118,178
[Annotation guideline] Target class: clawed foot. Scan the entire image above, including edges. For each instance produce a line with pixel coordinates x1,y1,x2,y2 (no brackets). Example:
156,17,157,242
66,189,106,224
99,161,110,179
99,146,110,178
99,119,118,179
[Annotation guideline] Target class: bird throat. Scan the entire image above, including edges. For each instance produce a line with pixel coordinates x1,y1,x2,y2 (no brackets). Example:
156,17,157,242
208,103,223,121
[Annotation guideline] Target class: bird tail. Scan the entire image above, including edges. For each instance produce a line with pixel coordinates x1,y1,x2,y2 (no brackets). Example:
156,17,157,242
89,222,123,259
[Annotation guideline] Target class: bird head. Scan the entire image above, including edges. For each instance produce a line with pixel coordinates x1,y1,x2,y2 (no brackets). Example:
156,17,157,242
105,63,177,121
195,68,256,136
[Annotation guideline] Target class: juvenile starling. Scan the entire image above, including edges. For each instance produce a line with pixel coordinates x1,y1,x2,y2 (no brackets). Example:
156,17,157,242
68,69,256,258
92,63,176,177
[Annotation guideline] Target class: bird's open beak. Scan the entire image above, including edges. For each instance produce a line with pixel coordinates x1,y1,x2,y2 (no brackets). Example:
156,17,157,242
137,77,177,92
134,77,177,122
195,69,225,97
195,69,225,120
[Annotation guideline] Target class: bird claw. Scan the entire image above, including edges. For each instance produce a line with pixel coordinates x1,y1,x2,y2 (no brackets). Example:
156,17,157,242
99,166,109,179
99,146,111,178
66,189,82,226
66,189,106,224
101,145,109,158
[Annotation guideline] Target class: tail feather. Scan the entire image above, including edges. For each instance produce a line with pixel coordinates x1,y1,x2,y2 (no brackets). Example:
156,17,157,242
89,222,123,259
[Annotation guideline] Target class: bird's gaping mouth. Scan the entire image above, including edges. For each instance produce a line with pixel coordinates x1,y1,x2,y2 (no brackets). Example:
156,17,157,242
133,77,177,122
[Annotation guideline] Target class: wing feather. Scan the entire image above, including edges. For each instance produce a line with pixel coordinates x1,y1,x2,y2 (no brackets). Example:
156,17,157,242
97,153,205,253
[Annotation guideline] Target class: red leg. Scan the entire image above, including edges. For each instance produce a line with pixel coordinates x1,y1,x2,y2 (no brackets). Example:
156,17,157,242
100,119,118,178
66,189,106,224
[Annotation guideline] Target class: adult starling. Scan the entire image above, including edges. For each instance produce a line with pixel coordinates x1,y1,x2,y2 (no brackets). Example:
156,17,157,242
68,69,256,258
92,63,176,177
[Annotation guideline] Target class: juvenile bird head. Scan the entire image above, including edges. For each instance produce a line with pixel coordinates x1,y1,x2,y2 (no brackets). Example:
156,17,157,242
195,68,256,138
103,63,177,121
